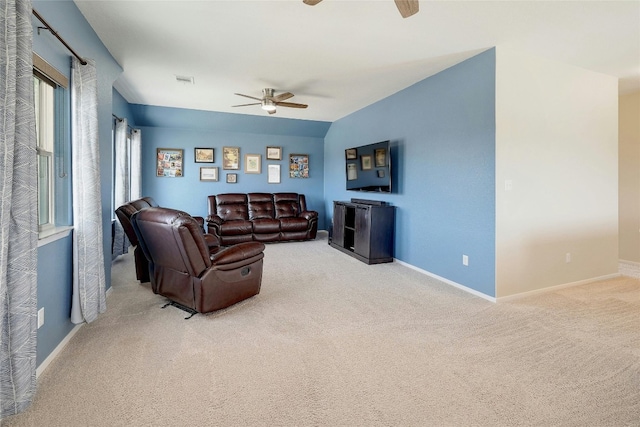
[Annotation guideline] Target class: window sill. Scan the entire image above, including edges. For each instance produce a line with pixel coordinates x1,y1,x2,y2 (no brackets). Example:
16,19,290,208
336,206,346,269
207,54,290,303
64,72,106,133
38,226,73,247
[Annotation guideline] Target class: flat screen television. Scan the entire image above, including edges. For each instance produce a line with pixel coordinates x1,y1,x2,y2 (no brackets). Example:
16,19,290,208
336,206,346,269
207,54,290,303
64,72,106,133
345,140,391,193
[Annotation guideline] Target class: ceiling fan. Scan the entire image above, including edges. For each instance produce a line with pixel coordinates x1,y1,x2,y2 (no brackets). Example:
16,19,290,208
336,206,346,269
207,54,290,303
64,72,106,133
232,88,308,115
303,0,419,18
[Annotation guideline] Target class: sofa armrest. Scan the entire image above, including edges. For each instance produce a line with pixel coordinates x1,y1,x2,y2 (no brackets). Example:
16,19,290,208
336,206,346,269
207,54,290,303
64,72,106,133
207,215,223,225
299,210,318,221
203,233,220,250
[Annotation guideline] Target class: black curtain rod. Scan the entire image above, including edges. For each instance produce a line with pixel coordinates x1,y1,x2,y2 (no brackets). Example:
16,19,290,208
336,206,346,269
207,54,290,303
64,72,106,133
32,8,88,66
112,114,136,133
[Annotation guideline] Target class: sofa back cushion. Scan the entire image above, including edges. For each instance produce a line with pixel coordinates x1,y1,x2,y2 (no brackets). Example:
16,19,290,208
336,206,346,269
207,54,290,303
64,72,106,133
247,193,275,220
273,193,300,219
214,193,249,221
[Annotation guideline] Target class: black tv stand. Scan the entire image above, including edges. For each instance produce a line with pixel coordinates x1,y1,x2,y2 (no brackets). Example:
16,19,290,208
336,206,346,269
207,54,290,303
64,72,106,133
350,198,388,206
330,200,395,264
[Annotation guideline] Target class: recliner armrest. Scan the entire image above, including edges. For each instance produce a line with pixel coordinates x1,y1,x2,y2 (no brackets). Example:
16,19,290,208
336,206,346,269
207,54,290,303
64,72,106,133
211,242,265,265
299,210,318,221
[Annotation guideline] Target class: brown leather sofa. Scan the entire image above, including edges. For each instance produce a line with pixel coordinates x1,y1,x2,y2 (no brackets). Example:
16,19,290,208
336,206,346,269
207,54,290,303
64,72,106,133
116,196,216,283
207,193,318,245
131,207,265,315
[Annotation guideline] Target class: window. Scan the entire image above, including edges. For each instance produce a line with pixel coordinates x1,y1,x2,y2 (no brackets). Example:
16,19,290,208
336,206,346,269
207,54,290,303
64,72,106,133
33,53,69,239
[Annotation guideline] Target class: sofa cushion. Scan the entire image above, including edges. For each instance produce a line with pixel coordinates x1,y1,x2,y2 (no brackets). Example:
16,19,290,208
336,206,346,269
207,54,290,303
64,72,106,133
274,193,300,219
248,193,275,220
252,218,280,233
280,217,309,232
215,193,248,221
219,219,253,236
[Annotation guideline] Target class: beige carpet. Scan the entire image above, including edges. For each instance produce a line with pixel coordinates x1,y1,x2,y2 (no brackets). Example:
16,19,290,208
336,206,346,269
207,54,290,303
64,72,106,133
3,233,639,426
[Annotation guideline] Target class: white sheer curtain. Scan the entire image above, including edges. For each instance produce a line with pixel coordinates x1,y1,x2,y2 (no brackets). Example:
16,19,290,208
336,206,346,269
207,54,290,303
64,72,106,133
130,128,142,200
70,57,107,324
112,118,129,259
0,0,38,416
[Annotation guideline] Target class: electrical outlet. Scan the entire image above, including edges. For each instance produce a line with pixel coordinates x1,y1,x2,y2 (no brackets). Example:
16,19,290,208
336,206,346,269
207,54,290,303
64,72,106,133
462,255,469,266
565,253,571,263
37,308,45,329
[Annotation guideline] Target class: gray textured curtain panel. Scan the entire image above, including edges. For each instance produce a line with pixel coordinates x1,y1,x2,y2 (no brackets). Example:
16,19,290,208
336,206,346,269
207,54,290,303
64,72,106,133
0,0,38,417
70,57,107,324
112,118,129,259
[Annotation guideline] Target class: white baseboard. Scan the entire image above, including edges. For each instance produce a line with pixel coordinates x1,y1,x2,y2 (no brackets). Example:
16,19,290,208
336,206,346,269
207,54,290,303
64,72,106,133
496,273,621,302
394,259,497,302
394,259,623,303
36,286,113,378
36,323,83,378
619,259,640,279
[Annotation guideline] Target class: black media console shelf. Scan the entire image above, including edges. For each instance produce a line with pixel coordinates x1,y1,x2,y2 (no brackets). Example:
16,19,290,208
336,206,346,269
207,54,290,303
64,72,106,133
329,200,395,264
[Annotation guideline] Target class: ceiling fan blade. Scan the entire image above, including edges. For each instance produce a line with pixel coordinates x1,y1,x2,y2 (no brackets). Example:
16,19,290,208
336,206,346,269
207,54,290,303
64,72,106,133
272,92,294,102
232,102,261,107
276,101,308,109
394,0,419,18
303,0,323,5
234,93,262,101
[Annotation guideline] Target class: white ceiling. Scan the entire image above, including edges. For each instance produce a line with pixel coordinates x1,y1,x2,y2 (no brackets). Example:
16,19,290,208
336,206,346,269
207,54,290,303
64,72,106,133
74,0,640,122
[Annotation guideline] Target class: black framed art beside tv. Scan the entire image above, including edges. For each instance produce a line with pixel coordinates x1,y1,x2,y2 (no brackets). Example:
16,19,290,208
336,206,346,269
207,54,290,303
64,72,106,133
345,140,391,193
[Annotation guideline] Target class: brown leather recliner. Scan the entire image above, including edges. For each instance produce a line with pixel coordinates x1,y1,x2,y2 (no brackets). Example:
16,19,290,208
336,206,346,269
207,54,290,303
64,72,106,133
115,197,159,282
116,196,218,283
131,207,265,315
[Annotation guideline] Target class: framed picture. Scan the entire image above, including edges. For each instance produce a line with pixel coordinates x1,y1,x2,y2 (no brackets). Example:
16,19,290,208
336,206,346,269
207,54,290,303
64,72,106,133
345,148,357,160
361,155,372,170
347,163,358,181
244,154,262,174
222,146,240,170
375,148,386,167
156,148,184,177
289,154,309,178
194,147,214,163
266,146,282,160
267,164,281,184
199,167,218,181
377,169,385,178
226,173,237,183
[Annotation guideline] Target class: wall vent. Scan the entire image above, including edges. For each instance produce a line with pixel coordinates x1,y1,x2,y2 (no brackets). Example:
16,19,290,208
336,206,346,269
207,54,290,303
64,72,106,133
175,75,195,84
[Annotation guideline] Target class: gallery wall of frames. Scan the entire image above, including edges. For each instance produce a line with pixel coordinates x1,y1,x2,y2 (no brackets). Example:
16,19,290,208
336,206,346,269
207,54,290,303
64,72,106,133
140,123,326,229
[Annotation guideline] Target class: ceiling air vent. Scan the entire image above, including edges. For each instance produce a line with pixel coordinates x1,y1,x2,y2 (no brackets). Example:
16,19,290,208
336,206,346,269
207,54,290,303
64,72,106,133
175,75,195,84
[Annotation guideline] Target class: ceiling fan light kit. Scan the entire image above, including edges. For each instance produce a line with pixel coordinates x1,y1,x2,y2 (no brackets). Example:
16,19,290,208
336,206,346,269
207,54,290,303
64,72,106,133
261,99,276,112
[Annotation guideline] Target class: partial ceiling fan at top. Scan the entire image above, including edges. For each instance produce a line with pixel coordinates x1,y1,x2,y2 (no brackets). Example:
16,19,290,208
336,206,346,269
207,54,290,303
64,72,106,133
303,0,419,18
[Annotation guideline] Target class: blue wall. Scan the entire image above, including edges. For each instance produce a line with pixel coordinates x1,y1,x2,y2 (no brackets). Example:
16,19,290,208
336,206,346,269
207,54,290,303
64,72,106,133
113,88,136,124
36,236,73,365
32,0,122,367
132,105,331,228
324,50,497,296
